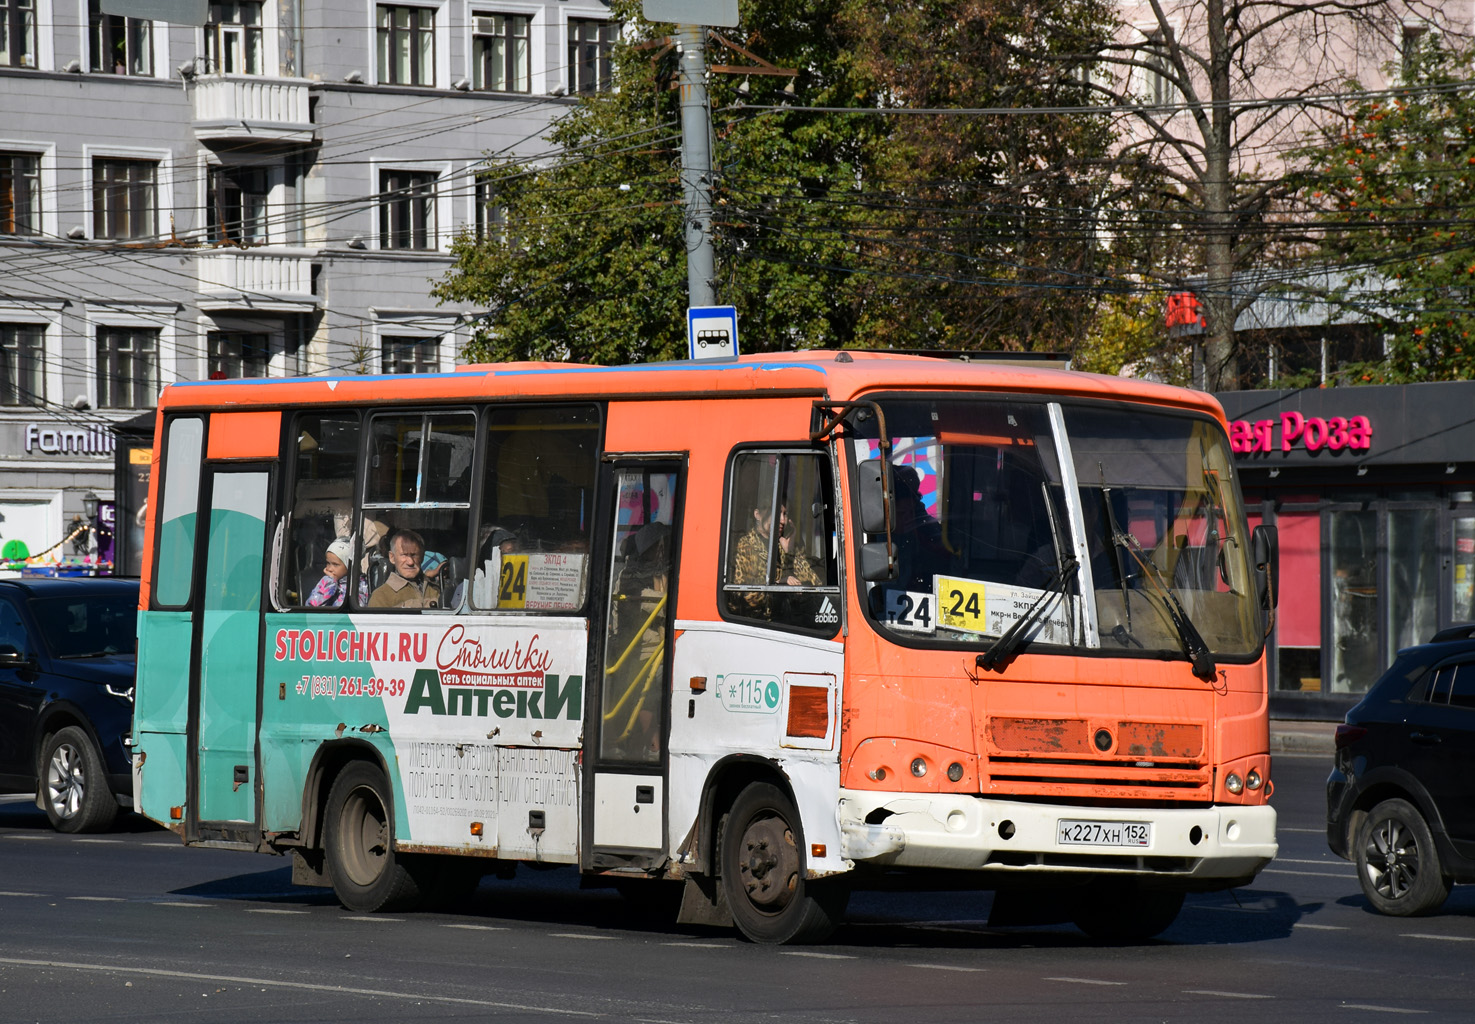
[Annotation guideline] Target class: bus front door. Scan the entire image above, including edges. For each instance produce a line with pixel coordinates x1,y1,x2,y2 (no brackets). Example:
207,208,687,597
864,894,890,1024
589,462,680,867
188,468,270,836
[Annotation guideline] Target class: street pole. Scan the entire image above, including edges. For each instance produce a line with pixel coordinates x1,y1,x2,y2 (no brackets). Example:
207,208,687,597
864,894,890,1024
675,24,717,308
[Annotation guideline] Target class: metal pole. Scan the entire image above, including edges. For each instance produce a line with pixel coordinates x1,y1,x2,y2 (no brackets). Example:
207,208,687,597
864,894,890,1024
676,24,717,308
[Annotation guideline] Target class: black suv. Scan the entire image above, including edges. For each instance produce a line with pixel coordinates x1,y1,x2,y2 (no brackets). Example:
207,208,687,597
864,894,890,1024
0,578,139,832
1328,625,1475,916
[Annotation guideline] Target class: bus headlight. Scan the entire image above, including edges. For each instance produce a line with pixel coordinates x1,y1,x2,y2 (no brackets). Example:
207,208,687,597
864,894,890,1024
910,758,927,777
1225,772,1244,795
1245,769,1263,790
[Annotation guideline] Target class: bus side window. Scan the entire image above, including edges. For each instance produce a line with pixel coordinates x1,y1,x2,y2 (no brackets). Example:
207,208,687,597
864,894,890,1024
282,412,358,609
357,410,475,611
721,450,839,633
469,404,599,612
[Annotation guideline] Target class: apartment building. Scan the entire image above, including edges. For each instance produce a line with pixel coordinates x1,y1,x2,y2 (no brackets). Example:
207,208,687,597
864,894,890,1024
0,0,611,565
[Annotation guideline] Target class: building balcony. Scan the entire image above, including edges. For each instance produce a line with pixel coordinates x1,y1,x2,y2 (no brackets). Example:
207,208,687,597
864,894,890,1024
197,248,318,312
190,74,315,145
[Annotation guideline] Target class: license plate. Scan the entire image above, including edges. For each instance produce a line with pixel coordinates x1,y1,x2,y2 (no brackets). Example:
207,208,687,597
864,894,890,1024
1057,819,1151,847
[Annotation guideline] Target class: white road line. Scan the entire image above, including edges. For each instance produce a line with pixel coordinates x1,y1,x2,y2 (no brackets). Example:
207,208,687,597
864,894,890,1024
910,964,985,973
1293,923,1350,931
2,835,46,841
1183,990,1273,999
75,839,124,844
67,896,125,902
0,891,42,897
1044,977,1126,986
1276,857,1345,865
549,933,616,940
1400,933,1475,943
1262,868,1355,879
661,942,727,948
246,909,309,915
345,916,403,923
780,951,856,960
1343,1004,1427,1014
0,956,600,1017
153,902,211,908
444,924,509,931
1278,826,1325,833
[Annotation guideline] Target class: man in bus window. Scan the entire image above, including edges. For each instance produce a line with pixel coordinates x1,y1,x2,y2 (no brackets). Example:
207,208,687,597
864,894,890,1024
732,502,819,619
369,528,440,609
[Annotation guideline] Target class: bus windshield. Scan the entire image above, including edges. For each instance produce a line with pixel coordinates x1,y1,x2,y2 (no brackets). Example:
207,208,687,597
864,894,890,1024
855,396,1260,660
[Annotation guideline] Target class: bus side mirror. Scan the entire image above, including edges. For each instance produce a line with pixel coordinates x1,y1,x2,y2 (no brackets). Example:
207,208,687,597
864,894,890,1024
858,459,892,535
858,541,897,582
1253,524,1278,610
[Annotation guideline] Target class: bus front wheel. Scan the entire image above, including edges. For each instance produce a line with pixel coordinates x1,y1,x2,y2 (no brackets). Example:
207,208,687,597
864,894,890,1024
324,761,426,913
720,782,847,944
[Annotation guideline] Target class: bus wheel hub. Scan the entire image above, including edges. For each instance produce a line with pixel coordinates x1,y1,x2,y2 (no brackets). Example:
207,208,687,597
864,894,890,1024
740,819,798,908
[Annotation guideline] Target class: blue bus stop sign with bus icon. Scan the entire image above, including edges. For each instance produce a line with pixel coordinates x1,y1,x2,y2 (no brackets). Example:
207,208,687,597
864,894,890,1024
687,306,739,361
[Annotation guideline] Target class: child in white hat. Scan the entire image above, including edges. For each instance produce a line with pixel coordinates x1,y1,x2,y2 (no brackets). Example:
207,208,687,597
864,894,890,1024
307,537,354,608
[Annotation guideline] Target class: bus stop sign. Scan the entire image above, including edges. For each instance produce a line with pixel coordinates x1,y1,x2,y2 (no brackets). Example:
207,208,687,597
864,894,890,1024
687,305,739,361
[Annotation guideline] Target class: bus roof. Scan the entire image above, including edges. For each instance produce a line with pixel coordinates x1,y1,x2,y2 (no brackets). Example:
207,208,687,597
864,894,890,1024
157,351,1224,420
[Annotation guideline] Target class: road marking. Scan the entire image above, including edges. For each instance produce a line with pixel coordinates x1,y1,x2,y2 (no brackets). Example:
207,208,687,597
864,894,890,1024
1400,933,1475,943
910,964,984,973
1183,990,1272,999
154,902,211,908
67,896,125,902
661,942,726,948
345,916,403,923
75,839,124,844
1276,858,1344,865
780,951,856,960
445,924,509,932
549,933,615,940
1293,923,1349,931
1278,827,1325,833
0,957,600,1017
2,835,46,841
1343,1005,1427,1014
1044,977,1126,986
1262,868,1355,879
0,891,42,897
246,909,309,915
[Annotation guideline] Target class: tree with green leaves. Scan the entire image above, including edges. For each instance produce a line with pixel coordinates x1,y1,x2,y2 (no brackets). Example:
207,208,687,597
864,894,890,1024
1297,41,1475,383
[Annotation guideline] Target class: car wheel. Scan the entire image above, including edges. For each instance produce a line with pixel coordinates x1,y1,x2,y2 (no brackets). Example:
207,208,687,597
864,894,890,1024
324,761,428,913
40,725,118,834
1355,798,1451,917
1071,881,1184,941
720,782,848,944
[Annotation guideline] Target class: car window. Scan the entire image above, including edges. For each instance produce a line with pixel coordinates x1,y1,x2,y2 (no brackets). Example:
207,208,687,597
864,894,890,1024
27,595,138,658
1422,664,1456,704
1449,663,1475,710
0,601,29,656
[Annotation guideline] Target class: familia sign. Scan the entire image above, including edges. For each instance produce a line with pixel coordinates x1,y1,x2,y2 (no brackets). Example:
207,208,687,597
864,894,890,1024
1229,411,1373,456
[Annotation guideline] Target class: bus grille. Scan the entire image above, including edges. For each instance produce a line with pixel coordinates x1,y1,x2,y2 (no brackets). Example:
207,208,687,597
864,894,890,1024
983,716,1211,801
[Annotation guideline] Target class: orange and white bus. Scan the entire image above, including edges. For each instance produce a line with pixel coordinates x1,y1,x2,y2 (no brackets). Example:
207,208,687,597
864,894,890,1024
132,351,1278,943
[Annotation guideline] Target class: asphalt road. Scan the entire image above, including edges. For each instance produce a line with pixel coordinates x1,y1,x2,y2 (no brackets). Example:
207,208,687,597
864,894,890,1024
2,754,1473,1023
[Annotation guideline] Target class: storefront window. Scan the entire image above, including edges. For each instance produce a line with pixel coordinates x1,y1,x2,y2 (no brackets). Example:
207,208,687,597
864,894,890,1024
1328,509,1378,693
1387,507,1438,654
1453,515,1475,623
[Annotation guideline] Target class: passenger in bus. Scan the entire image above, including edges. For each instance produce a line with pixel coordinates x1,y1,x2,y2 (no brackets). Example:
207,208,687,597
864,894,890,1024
368,528,440,609
357,517,391,605
891,467,948,590
732,502,819,618
306,538,353,608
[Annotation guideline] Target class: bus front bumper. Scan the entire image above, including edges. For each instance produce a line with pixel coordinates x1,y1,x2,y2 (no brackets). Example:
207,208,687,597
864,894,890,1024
837,789,1276,885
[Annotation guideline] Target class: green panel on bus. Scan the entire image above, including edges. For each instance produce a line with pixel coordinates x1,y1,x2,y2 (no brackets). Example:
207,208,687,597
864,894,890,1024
137,730,188,824
135,611,193,733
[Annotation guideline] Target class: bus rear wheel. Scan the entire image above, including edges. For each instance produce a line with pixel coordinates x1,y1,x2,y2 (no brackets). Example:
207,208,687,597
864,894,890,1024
324,761,426,913
720,782,847,944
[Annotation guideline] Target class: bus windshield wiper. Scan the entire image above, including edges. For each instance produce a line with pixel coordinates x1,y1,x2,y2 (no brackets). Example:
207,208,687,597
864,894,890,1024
978,558,1078,670
1109,529,1218,682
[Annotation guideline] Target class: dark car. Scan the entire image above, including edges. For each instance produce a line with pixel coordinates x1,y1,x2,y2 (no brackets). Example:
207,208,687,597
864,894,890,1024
0,577,139,832
1327,625,1475,916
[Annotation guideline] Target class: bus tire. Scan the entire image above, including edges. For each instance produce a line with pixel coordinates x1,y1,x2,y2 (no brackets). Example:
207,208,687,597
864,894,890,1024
720,782,847,944
324,761,425,913
1070,881,1183,941
40,726,117,834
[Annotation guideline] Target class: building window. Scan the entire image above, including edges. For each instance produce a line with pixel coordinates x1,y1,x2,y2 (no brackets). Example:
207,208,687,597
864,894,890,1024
474,173,507,242
1400,24,1431,78
379,169,435,249
381,335,439,374
0,323,44,406
568,19,613,94
377,4,434,86
0,152,39,236
207,165,268,245
472,13,529,92
92,158,157,241
0,0,36,68
96,327,160,409
209,331,269,378
89,0,153,75
1143,30,1176,108
205,0,264,75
